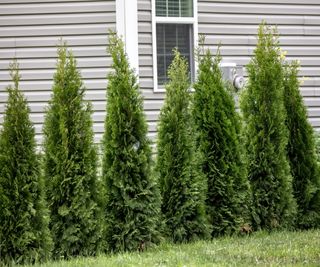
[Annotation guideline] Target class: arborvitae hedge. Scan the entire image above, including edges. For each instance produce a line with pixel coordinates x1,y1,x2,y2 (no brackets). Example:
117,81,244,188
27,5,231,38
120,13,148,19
156,50,210,242
102,32,162,252
283,61,320,228
193,48,251,236
240,23,296,230
43,45,102,258
315,132,320,163
0,61,52,265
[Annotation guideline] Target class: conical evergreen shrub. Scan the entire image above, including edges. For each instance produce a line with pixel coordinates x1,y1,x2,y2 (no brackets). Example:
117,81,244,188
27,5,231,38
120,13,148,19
193,48,251,237
315,132,320,163
0,61,52,265
156,50,210,242
43,44,102,258
102,32,162,252
240,23,296,230
283,61,320,228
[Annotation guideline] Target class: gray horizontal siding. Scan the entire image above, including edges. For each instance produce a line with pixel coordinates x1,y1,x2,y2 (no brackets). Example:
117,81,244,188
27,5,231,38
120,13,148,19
198,0,320,128
138,0,320,143
138,0,165,144
198,2,320,15
0,0,116,147
0,36,109,48
2,0,320,148
0,0,112,3
200,0,320,4
0,2,115,15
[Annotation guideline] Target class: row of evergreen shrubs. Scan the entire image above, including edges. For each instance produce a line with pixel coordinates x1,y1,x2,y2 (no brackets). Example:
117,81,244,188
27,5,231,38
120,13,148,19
0,23,320,265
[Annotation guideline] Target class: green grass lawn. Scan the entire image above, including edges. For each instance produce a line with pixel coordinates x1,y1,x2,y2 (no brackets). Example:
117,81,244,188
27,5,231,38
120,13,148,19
24,230,320,267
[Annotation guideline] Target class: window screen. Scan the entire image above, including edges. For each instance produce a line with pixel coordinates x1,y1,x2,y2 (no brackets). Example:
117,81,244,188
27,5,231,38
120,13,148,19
156,24,193,85
156,0,193,17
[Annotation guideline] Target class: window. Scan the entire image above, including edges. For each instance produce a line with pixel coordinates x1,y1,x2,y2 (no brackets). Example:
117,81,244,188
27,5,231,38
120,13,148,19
152,0,197,91
156,0,193,17
156,24,193,84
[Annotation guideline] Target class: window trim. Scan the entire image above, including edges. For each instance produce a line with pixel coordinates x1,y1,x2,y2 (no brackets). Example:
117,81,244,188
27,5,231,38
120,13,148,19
116,0,139,74
151,0,198,92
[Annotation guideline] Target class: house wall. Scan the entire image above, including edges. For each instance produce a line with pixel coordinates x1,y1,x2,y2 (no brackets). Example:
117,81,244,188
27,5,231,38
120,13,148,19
137,0,320,145
1,0,320,148
138,0,164,143
198,0,320,129
0,0,116,146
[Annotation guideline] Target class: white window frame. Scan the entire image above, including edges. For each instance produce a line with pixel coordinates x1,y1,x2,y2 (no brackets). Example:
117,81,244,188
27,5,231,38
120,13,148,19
116,0,139,74
151,0,198,92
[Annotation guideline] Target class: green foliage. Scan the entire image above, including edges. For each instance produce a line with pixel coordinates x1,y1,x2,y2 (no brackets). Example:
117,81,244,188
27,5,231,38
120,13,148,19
283,61,320,228
102,32,162,252
315,132,320,163
156,50,210,243
0,60,52,265
43,45,102,258
193,48,251,236
240,23,296,230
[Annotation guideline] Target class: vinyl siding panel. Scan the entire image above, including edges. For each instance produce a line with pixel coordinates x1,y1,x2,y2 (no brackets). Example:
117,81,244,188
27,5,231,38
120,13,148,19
198,0,320,129
0,0,116,147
